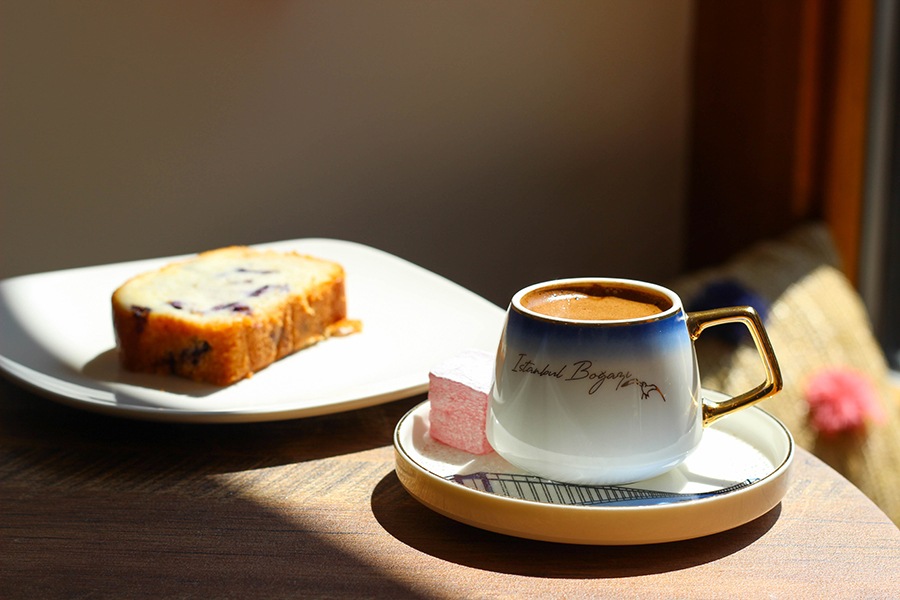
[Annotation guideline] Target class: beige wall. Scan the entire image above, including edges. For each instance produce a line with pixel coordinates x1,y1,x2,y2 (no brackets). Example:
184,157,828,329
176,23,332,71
0,1,692,306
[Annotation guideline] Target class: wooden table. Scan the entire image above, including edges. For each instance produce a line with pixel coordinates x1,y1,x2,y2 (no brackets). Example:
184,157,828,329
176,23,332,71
1,376,898,599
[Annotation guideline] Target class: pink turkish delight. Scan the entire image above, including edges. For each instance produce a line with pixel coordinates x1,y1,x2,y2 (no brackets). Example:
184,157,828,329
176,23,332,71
428,348,495,455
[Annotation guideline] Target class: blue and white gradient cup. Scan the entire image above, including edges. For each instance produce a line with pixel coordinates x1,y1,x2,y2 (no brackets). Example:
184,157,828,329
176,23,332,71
486,278,783,485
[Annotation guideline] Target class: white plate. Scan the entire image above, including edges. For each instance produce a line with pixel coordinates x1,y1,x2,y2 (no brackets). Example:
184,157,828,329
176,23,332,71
394,393,793,545
0,239,505,423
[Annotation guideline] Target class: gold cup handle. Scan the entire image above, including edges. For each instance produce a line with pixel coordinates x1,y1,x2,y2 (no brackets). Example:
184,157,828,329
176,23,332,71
686,306,783,426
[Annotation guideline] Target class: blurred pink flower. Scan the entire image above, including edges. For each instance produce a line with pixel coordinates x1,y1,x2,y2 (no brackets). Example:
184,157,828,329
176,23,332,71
804,368,886,435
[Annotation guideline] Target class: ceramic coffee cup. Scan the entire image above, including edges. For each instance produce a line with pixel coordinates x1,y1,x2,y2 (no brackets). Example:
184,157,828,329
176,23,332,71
485,277,782,485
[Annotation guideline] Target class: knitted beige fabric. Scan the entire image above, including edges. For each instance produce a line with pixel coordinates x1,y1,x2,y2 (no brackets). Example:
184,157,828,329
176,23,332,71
670,223,900,525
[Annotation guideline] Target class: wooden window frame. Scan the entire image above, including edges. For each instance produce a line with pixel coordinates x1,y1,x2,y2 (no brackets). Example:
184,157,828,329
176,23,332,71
688,0,874,285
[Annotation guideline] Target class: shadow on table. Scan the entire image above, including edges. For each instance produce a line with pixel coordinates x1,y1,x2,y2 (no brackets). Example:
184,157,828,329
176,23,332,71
0,376,422,473
370,471,780,578
1,379,432,598
4,487,433,599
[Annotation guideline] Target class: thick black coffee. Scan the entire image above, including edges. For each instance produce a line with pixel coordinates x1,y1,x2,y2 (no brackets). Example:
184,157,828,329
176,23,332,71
521,283,670,321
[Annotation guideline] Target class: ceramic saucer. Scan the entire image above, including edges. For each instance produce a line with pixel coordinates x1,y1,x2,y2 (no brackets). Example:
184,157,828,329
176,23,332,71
394,390,793,545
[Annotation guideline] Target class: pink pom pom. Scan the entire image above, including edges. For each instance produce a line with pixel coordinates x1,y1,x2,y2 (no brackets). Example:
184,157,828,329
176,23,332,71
804,368,885,435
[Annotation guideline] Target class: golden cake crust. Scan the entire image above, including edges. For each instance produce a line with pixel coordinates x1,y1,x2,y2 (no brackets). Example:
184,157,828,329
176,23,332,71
112,246,348,385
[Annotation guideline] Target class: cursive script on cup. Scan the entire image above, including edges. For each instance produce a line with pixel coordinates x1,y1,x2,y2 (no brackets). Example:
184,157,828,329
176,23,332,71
510,353,666,401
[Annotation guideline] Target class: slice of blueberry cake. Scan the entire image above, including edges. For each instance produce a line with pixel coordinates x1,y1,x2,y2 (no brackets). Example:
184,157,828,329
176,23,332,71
112,246,352,385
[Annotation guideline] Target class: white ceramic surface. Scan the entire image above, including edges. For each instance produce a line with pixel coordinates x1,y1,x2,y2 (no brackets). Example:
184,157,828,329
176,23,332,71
487,277,779,486
0,239,505,422
395,393,794,545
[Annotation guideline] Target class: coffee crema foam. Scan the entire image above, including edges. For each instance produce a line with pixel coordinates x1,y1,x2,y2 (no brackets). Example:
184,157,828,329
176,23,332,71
522,284,670,321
